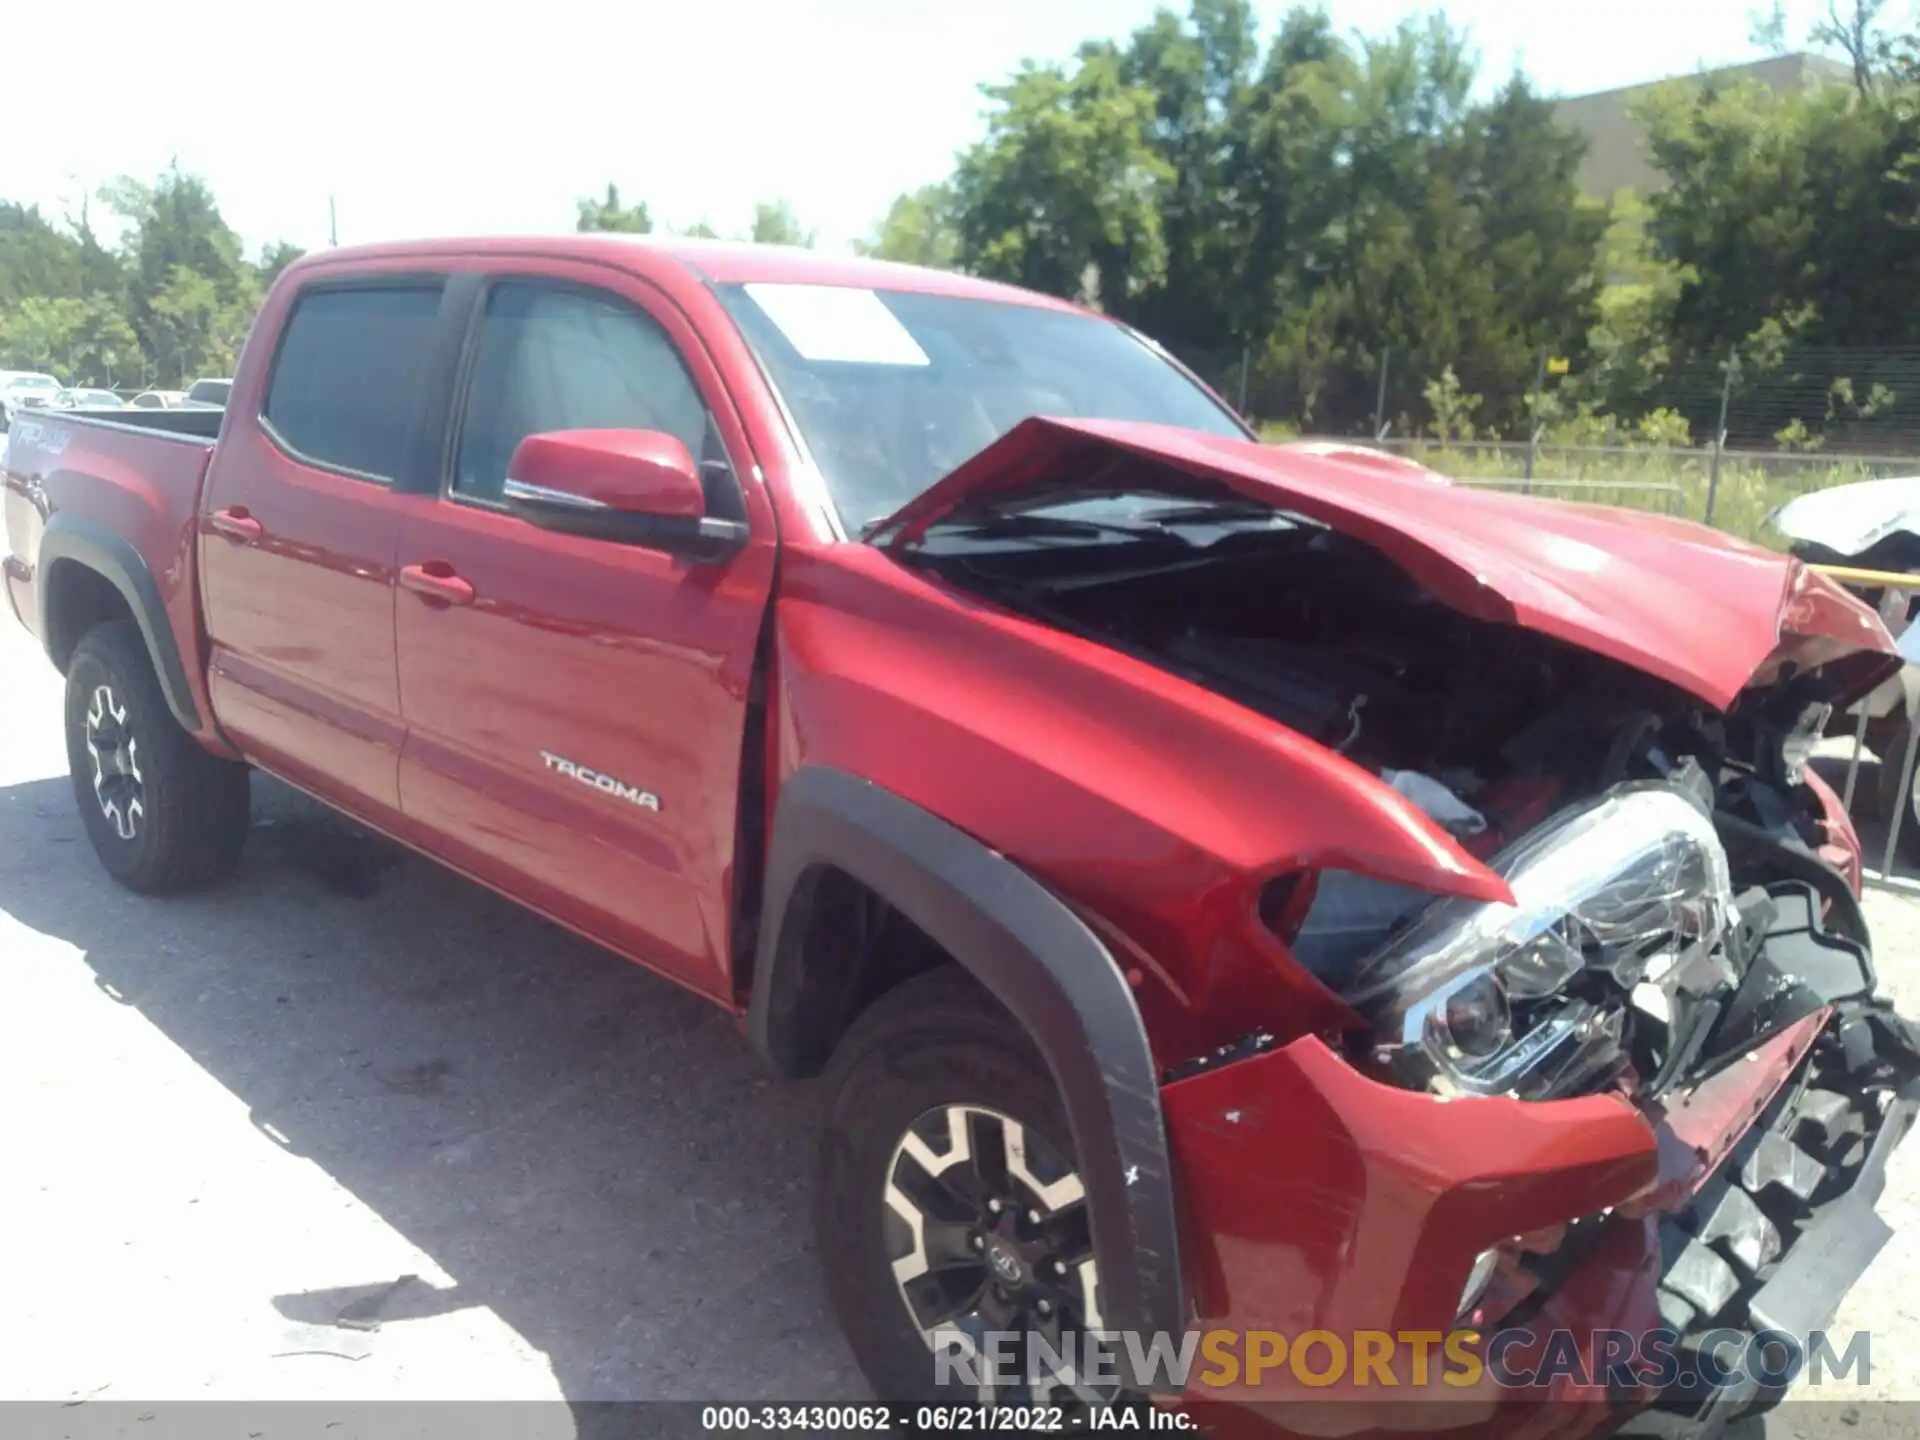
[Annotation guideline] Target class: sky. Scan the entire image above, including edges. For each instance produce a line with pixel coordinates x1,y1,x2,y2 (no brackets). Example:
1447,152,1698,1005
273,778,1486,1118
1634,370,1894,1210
0,0,1876,258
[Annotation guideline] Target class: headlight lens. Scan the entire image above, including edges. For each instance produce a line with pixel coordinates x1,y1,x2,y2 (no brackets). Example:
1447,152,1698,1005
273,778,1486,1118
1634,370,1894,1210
1344,786,1735,1099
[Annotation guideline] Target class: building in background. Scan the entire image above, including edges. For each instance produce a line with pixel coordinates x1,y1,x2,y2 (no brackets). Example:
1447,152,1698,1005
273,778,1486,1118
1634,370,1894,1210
1555,52,1852,197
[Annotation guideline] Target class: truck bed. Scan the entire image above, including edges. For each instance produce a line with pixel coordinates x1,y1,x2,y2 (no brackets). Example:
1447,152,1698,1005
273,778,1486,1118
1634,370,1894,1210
17,406,225,441
3,407,221,740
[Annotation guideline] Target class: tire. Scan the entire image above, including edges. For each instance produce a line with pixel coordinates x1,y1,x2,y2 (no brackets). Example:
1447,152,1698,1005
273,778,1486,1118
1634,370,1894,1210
816,967,1110,1407
64,620,250,893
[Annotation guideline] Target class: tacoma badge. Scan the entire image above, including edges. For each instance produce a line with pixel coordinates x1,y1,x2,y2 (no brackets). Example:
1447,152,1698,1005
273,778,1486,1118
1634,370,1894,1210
540,751,661,812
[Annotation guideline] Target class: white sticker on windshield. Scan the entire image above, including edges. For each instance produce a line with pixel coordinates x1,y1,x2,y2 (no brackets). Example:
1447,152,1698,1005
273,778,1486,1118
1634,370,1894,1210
743,283,931,367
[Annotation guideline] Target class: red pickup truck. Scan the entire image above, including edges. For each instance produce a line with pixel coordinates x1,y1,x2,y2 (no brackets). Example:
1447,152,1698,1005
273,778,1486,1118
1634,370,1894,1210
6,236,1920,1435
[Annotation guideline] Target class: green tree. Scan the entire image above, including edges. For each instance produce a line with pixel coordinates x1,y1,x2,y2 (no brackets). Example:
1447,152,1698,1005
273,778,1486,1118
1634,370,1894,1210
0,202,93,308
930,3,1612,432
1812,0,1895,93
950,47,1171,306
857,185,960,268
259,241,306,283
575,183,652,234
1750,2,1790,52
1639,74,1920,352
1444,74,1607,427
0,294,141,385
145,265,256,384
1423,365,1481,440
1235,12,1587,431
67,199,127,299
1220,8,1352,414
748,200,813,247
1564,191,1694,419
101,166,256,374
1115,0,1261,348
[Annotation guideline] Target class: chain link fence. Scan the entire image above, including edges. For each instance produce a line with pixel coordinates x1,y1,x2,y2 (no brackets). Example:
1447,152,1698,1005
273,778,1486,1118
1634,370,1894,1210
1169,338,1920,539
1333,439,1920,542
1180,339,1920,472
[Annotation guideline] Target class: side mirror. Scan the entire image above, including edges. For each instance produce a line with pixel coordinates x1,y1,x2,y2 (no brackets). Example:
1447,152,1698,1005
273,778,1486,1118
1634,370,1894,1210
502,429,748,560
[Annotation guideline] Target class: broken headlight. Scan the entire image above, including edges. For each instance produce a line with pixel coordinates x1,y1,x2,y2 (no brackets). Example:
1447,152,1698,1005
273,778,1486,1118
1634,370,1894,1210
1344,786,1736,1099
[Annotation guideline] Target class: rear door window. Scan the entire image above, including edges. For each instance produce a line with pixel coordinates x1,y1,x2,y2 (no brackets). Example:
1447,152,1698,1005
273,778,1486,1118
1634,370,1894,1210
264,284,443,481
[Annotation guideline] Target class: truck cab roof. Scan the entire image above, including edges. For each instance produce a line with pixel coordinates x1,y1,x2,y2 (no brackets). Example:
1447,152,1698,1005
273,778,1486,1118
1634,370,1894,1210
289,235,1086,313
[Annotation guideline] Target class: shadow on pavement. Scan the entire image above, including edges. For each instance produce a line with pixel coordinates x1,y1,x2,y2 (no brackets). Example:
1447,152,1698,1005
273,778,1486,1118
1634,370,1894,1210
0,770,862,1408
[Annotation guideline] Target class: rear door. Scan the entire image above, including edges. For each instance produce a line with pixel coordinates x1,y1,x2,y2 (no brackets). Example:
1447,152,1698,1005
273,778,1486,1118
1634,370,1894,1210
390,263,777,999
199,272,458,821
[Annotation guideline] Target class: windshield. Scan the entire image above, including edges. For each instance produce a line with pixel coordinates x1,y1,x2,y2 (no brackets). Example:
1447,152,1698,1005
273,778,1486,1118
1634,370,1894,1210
187,379,231,404
716,282,1247,531
8,376,59,393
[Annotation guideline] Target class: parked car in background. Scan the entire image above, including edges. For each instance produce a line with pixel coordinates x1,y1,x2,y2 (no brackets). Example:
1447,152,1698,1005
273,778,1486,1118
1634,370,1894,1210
128,390,186,409
51,388,126,410
0,369,63,391
1768,476,1920,845
180,377,232,409
0,373,65,428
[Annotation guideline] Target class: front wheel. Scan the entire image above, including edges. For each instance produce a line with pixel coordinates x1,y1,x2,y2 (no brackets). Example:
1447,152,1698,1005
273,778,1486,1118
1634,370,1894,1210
63,620,250,893
815,968,1115,1407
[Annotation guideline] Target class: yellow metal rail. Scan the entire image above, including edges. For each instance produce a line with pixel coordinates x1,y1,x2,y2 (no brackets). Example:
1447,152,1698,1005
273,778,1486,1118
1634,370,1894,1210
1809,564,1920,589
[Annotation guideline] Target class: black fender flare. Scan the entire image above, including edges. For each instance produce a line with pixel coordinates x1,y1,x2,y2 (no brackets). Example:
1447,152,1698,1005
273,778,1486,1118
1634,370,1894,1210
37,513,202,731
748,766,1185,1360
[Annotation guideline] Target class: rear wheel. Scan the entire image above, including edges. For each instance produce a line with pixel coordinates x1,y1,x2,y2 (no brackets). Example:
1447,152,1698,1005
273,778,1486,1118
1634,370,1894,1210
63,621,250,893
815,968,1114,1407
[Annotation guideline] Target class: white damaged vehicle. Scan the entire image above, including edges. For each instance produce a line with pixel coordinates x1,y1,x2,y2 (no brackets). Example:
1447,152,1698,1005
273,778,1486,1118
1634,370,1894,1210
1769,476,1920,844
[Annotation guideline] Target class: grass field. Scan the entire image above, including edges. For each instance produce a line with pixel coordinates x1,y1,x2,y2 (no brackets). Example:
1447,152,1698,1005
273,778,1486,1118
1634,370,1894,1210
1273,433,1920,547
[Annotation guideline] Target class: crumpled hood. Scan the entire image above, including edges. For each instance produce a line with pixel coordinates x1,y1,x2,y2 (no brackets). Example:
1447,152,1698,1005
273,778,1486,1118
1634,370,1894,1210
877,417,1898,711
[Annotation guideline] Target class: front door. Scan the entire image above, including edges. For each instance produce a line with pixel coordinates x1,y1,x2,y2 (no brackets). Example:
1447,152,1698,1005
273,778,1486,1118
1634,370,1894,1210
199,275,450,821
391,266,777,999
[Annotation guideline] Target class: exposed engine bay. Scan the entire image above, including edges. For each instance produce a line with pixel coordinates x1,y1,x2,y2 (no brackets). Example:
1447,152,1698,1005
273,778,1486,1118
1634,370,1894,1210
934,517,1839,857
909,505,1908,1109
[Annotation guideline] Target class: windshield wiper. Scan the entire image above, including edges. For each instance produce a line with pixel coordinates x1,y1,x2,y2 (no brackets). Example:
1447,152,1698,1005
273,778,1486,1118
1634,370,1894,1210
862,508,1166,545
952,511,1154,540
1134,499,1284,526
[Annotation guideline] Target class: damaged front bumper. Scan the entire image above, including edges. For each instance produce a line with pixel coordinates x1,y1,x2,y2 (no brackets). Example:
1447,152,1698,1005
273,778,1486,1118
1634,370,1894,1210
1161,969,1920,1437
1624,997,1920,1437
